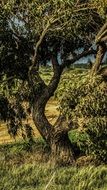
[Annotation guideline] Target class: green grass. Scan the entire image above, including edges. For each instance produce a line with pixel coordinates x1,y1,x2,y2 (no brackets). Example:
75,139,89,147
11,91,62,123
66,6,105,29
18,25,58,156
0,162,107,190
0,141,107,190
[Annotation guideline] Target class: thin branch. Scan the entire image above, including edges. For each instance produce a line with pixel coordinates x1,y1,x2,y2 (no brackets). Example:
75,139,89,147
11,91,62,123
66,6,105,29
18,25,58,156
100,36,107,43
51,55,59,72
95,22,107,43
32,22,50,64
46,56,62,99
49,20,71,32
96,29,107,43
0,76,15,84
74,6,96,12
91,42,106,75
29,14,69,72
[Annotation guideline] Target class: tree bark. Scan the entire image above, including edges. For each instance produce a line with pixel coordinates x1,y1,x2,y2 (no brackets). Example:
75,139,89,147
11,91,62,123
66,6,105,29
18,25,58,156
32,97,75,165
30,57,75,165
91,42,106,76
51,134,75,166
29,45,98,165
51,116,75,166
32,93,75,165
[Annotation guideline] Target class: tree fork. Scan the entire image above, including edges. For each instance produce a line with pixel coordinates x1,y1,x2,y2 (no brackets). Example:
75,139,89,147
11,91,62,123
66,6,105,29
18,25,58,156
31,55,75,165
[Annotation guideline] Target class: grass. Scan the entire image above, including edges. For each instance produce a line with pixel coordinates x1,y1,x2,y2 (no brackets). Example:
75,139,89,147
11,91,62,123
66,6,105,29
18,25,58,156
0,141,107,190
0,164,107,190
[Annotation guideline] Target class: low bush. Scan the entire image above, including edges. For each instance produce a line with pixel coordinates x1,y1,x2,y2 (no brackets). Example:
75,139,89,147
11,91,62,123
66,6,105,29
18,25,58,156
58,72,107,163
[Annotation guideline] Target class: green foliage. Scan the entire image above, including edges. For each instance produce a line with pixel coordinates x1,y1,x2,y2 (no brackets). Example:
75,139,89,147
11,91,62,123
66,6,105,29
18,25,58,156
91,0,107,19
57,70,107,163
69,129,89,156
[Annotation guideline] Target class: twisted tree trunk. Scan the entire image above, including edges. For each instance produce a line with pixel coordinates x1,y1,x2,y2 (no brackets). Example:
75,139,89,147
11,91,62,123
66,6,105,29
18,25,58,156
31,69,75,165
32,99,75,165
29,48,96,165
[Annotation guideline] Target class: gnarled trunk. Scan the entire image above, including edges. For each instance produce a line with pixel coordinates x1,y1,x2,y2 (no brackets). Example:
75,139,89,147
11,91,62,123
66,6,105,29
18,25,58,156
29,45,96,165
29,56,75,165
51,138,75,166
51,130,75,166
32,95,75,166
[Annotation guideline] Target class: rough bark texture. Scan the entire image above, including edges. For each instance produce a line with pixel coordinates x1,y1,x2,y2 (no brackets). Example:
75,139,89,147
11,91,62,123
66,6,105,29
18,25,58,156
51,118,75,166
91,22,107,76
51,135,75,166
32,94,75,165
95,22,107,44
91,42,106,76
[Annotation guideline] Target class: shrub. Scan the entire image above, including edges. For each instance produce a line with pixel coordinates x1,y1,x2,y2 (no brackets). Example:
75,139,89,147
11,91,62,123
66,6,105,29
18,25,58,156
58,72,107,163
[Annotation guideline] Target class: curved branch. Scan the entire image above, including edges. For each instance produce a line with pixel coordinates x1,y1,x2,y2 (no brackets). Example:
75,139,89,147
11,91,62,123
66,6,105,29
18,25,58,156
91,42,107,75
32,56,63,143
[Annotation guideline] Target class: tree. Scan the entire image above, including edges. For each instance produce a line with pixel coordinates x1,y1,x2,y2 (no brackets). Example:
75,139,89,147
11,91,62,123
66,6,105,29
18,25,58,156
0,0,106,165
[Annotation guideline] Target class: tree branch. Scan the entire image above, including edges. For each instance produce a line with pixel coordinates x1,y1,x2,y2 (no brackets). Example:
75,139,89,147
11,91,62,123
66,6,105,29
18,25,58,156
62,48,96,69
47,55,62,98
95,22,107,43
29,14,67,72
91,42,107,75
30,21,50,70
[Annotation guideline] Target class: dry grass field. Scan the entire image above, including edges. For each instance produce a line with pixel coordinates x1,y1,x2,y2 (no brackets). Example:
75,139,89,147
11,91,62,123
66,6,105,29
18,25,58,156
0,99,59,144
